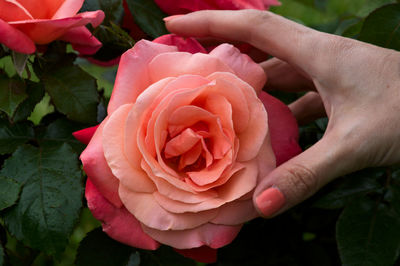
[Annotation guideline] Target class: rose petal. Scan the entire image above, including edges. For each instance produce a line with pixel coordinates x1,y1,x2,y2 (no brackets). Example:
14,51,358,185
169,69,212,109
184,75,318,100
215,160,258,202
153,34,207,54
80,120,123,208
264,0,281,7
0,19,35,54
124,77,176,169
73,125,99,145
59,26,102,55
108,40,178,114
174,246,217,264
140,81,215,190
102,104,156,194
10,0,67,19
207,72,269,161
0,0,33,21
52,0,84,19
211,199,258,225
140,161,219,204
141,75,210,158
119,186,219,230
210,44,267,93
164,128,201,158
154,0,274,15
9,10,104,44
255,130,276,183
187,151,233,187
85,178,159,250
153,160,256,214
148,51,234,84
142,222,242,249
167,105,231,160
259,91,302,166
184,142,241,192
203,93,234,137
179,142,203,170
154,0,214,15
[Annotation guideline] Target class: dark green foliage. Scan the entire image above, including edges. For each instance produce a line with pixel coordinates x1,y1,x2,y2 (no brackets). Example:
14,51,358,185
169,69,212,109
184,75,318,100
1,144,83,254
33,43,99,124
0,118,34,155
337,197,400,266
81,0,124,24
90,23,135,61
75,228,135,266
0,75,27,118
359,4,400,50
81,0,134,62
41,65,99,124
125,0,168,38
37,118,86,153
12,81,45,122
313,168,383,209
11,52,29,78
0,176,21,211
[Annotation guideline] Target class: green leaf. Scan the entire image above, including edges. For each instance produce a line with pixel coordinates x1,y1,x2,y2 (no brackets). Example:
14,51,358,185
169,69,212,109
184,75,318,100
313,168,382,209
75,228,134,266
125,0,168,38
2,144,83,254
12,81,45,122
0,176,21,211
80,0,124,24
89,24,135,61
11,52,29,78
336,196,400,266
0,118,34,155
358,4,400,50
37,118,85,153
0,75,28,117
42,65,98,124
341,19,364,39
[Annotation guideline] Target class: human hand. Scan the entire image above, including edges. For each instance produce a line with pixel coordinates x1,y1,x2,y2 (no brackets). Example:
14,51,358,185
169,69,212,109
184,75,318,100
165,10,400,217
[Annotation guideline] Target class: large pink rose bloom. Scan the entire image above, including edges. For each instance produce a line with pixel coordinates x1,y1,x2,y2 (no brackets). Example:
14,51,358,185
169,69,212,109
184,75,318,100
74,35,301,263
0,0,104,54
155,0,280,15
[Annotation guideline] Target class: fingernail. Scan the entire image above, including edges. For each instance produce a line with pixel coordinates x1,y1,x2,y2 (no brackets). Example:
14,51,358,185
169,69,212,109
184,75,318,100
255,187,285,217
163,15,184,22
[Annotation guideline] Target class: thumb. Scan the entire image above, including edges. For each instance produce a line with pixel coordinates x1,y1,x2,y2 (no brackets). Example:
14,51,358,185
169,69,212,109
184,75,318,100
253,134,353,218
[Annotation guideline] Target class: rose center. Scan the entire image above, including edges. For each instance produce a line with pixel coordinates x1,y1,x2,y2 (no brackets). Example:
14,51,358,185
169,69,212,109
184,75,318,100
163,122,214,172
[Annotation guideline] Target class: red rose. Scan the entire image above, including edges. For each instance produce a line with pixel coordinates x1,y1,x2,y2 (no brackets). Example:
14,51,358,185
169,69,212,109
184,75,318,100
155,0,281,15
0,0,104,54
74,34,300,263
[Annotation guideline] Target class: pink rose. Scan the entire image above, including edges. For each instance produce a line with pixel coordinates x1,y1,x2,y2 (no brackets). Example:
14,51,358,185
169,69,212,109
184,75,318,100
74,35,301,263
0,0,104,54
155,0,281,15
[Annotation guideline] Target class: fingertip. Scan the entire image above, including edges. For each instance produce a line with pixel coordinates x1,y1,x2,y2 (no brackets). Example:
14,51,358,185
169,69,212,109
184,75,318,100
254,186,286,217
163,14,185,22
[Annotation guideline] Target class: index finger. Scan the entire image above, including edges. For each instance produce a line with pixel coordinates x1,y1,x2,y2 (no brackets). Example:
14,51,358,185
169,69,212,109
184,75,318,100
165,10,322,74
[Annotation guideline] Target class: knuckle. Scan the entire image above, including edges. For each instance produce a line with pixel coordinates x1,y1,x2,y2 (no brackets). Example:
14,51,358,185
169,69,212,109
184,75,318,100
283,163,319,200
246,10,273,40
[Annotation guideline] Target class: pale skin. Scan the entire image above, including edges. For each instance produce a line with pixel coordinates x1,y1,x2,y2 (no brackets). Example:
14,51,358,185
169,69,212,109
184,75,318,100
165,10,400,217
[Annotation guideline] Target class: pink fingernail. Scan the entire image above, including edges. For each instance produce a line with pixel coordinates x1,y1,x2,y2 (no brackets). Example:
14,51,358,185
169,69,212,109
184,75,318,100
255,187,285,217
163,15,184,22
